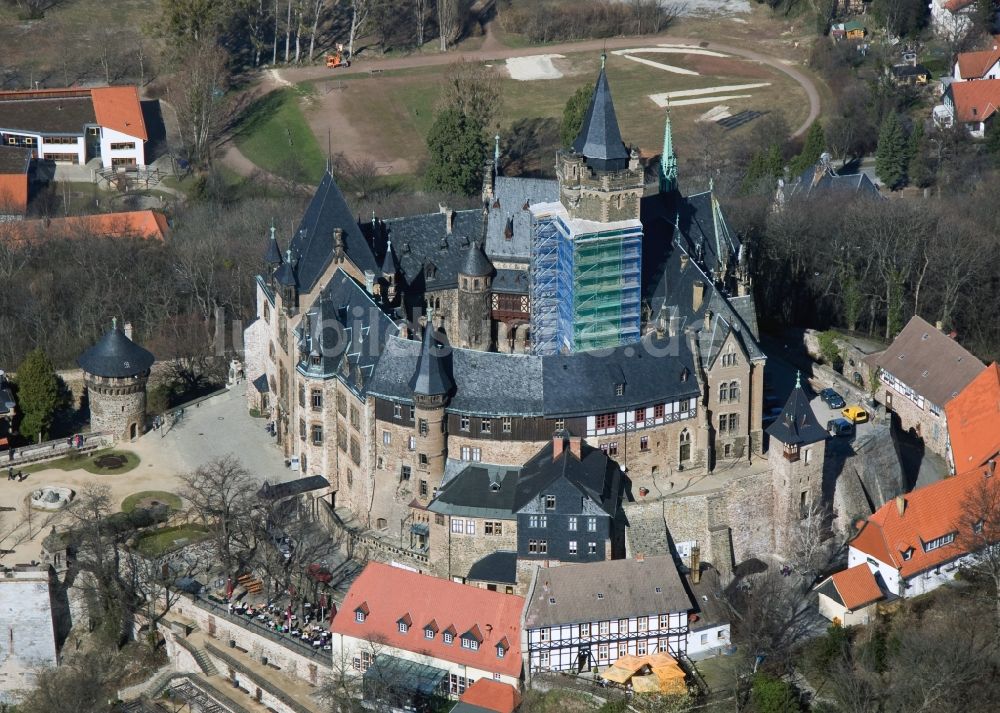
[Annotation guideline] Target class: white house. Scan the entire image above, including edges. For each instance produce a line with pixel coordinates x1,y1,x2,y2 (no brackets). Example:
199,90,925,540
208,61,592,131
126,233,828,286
845,464,997,600
953,47,1000,81
814,564,885,626
330,562,523,706
930,0,976,40
0,86,146,169
520,555,693,678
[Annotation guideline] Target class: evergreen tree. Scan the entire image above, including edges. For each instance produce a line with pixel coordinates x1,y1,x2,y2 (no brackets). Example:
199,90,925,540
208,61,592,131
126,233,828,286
788,121,825,176
425,107,488,196
750,674,799,713
875,112,908,190
560,83,595,148
15,348,61,443
741,151,767,194
765,143,785,180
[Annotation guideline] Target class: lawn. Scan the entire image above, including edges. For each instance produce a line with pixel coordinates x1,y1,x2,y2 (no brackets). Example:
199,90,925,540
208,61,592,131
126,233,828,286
135,524,210,557
234,86,328,184
121,490,183,514
23,449,140,475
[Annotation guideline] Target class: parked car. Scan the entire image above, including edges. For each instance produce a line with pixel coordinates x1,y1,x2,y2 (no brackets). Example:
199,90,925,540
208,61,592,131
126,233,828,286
827,417,855,437
842,405,869,423
820,388,846,409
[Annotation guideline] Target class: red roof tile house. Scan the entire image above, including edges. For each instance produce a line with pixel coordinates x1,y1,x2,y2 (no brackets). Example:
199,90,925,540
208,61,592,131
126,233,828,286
0,86,146,169
943,78,1000,136
945,363,1000,474
0,145,30,219
865,315,984,457
845,464,1000,599
814,563,886,626
455,679,521,713
953,45,1000,81
931,0,977,39
331,562,524,709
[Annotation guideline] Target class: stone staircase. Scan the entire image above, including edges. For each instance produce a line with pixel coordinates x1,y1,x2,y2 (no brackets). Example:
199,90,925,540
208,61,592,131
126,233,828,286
191,644,219,676
624,502,673,557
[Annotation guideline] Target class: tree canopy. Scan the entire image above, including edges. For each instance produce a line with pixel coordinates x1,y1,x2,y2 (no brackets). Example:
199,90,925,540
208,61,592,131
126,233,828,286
875,112,909,190
788,121,826,177
561,83,595,148
425,107,488,196
15,348,61,442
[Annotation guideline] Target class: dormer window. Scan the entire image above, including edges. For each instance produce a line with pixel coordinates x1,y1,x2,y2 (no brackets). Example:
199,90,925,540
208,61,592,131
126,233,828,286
397,613,411,633
355,602,369,622
443,625,456,645
615,383,625,396
545,495,556,510
424,620,438,639
497,645,506,658
901,547,914,561
496,637,509,658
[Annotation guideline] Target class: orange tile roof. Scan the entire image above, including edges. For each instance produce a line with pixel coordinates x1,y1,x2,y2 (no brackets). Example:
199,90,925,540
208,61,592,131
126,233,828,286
0,210,168,242
0,174,28,215
90,86,147,141
944,0,977,11
946,363,1000,472
949,78,1000,123
460,679,521,713
829,564,884,610
956,48,1000,79
850,465,999,578
330,562,524,678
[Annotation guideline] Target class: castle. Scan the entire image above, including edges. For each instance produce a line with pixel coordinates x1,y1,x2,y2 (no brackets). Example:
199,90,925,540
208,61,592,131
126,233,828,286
244,64,860,589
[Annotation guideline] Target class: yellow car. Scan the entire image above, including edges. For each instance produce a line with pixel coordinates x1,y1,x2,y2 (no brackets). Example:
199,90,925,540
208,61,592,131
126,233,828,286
841,405,869,424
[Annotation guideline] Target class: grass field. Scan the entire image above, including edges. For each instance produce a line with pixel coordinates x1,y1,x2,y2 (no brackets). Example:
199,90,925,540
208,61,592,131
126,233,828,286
234,86,329,184
23,449,140,475
121,490,183,514
136,524,210,557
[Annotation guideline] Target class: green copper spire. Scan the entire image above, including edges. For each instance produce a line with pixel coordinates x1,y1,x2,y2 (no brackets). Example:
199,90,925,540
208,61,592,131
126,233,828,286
659,103,678,193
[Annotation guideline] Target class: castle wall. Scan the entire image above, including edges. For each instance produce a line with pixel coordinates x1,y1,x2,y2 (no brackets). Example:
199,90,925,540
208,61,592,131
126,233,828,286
85,374,148,440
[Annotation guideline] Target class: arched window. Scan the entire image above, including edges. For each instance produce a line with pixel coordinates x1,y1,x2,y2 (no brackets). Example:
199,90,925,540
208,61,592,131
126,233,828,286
679,429,691,462
729,381,739,401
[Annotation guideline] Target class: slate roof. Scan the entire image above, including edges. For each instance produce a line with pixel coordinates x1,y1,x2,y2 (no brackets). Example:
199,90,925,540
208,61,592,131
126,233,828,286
0,93,95,134
485,176,559,262
945,362,1000,472
297,269,398,398
492,268,529,294
460,241,493,277
513,438,621,516
571,66,630,172
0,145,30,174
289,171,376,292
866,315,984,407
77,322,154,378
784,161,881,201
523,555,691,629
467,551,519,585
766,380,827,446
257,475,330,501
252,373,269,393
409,324,454,396
428,464,520,520
264,227,282,266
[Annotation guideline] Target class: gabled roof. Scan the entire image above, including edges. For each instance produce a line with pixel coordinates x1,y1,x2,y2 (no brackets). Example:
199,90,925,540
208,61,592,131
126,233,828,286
816,564,884,611
513,437,622,516
946,363,1000,471
948,78,1000,123
523,555,691,629
943,0,977,12
572,65,630,172
784,160,880,201
849,464,999,578
867,315,984,407
331,561,524,678
485,176,559,261
766,377,827,446
77,321,155,378
408,323,453,396
90,86,147,141
0,86,146,140
430,465,520,519
459,679,521,713
956,48,1000,78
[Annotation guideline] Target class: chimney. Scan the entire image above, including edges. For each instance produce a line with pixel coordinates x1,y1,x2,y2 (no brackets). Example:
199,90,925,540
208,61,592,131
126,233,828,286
364,270,376,295
568,436,582,460
692,281,704,312
935,320,944,331
691,546,701,584
439,204,454,234
552,433,565,460
123,322,133,340
895,495,905,517
703,309,713,331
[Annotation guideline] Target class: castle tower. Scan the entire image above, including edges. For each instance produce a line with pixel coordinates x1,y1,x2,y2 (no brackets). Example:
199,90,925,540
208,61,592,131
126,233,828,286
274,249,298,314
77,318,155,441
766,373,827,554
659,105,678,194
531,57,644,354
264,221,282,286
456,241,493,351
381,240,399,307
409,316,453,501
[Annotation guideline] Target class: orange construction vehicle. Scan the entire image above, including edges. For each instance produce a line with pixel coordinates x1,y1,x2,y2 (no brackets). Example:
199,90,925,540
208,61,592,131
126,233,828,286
326,44,350,68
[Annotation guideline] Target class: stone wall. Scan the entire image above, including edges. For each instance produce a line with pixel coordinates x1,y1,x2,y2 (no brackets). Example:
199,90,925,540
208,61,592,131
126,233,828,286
86,375,147,441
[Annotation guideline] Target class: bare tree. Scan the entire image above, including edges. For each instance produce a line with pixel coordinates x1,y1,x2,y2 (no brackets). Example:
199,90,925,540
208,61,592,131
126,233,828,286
167,40,232,166
437,0,464,51
438,60,503,132
415,0,427,46
956,470,1000,630
346,0,373,58
790,501,836,584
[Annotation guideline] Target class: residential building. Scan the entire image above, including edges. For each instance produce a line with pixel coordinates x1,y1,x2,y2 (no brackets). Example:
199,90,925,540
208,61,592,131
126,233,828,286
684,565,731,659
814,563,886,626
331,562,524,703
930,0,977,40
521,555,691,677
830,20,867,40
0,86,146,169
942,78,1000,136
953,45,1000,80
889,63,931,85
866,315,984,457
846,463,999,598
945,362,1000,474
775,152,880,206
0,145,30,219
1,209,169,242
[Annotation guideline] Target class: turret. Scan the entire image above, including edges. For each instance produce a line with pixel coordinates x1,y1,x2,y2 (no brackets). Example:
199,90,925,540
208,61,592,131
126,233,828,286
659,104,678,194
409,315,453,498
381,239,399,306
456,240,493,351
264,221,282,285
274,248,298,314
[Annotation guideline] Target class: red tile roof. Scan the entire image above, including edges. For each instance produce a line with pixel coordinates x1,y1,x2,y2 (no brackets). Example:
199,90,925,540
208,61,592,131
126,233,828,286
944,0,977,11
949,78,1000,123
460,679,521,713
1,210,168,242
90,86,147,141
850,465,999,578
956,48,1000,79
946,363,1000,472
330,562,524,678
0,174,28,215
829,564,884,610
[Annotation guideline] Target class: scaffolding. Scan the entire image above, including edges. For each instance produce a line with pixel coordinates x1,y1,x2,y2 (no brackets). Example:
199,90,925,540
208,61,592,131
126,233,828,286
531,211,642,354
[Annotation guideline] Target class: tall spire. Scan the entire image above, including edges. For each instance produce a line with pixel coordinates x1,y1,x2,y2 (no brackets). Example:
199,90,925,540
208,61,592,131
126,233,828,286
659,103,678,193
572,59,629,172
409,319,453,396
265,219,282,266
494,134,501,174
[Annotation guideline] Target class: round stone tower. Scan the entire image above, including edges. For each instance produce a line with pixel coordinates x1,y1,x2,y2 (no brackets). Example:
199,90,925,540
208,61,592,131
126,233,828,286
456,240,493,351
409,316,453,503
77,318,155,441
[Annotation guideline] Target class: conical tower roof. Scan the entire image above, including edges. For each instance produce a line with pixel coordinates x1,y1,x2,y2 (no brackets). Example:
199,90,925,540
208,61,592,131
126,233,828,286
766,372,827,446
660,106,678,193
460,241,493,277
408,321,453,397
381,240,398,276
572,61,630,172
264,223,282,266
274,249,297,287
77,318,155,378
